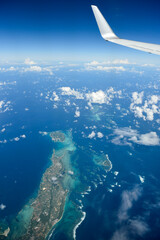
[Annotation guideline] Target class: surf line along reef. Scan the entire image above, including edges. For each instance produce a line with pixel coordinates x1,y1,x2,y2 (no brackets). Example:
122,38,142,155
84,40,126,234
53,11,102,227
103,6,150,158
3,130,76,240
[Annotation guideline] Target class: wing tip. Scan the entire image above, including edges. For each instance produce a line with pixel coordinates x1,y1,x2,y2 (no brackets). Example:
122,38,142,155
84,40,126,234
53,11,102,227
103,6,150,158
91,5,117,40
91,5,97,9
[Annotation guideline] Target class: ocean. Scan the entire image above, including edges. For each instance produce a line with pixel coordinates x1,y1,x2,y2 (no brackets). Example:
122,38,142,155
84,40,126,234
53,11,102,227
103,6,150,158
0,64,160,239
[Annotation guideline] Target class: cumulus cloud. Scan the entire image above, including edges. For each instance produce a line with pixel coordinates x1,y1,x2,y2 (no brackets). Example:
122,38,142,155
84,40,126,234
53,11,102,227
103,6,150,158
86,90,108,104
148,95,159,105
86,61,100,66
24,66,42,72
86,87,121,107
130,92,160,121
0,67,17,72
0,203,6,210
9,134,26,142
52,92,60,101
139,175,145,183
60,87,84,99
75,107,80,117
112,59,129,65
88,131,96,139
20,134,26,138
24,58,35,65
85,65,126,72
97,132,104,138
1,128,5,132
8,66,16,71
132,92,144,105
112,127,160,146
59,87,121,108
0,100,12,113
0,81,16,86
84,59,132,72
86,59,129,66
0,100,4,109
14,137,20,141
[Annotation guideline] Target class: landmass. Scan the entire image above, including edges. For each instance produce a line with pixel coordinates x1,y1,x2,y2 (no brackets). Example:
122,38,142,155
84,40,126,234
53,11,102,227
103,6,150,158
50,131,65,142
5,130,75,240
93,154,112,171
0,227,10,238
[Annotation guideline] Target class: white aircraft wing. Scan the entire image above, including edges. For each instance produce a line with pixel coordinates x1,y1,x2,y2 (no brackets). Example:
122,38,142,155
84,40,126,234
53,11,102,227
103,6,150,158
91,5,160,55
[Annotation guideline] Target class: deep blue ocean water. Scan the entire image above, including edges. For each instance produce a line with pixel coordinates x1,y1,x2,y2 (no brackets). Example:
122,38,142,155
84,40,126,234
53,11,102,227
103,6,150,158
0,63,160,239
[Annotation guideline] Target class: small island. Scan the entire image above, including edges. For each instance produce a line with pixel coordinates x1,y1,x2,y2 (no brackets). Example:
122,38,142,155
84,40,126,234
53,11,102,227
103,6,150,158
0,227,10,239
93,154,112,172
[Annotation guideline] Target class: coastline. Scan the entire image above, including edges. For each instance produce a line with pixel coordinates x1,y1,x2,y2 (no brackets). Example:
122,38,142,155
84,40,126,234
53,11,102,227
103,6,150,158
73,211,86,240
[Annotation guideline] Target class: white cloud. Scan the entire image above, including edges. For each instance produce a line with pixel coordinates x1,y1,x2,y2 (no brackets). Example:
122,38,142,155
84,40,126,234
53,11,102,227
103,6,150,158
1,128,5,132
132,92,144,105
111,218,149,240
84,59,132,72
142,63,155,67
0,100,4,109
132,106,144,118
97,132,104,138
111,228,128,240
130,132,160,146
88,131,96,139
139,175,145,183
75,108,80,117
52,92,60,101
112,127,160,146
86,59,129,66
130,92,160,121
129,218,149,236
0,81,16,86
24,66,42,72
0,100,12,113
24,58,35,65
20,134,26,138
60,87,84,99
86,87,121,106
148,95,159,105
86,61,100,66
112,59,129,64
0,203,6,210
85,65,126,72
8,66,16,71
86,90,107,104
14,137,20,141
0,67,17,72
59,87,121,109
118,185,142,222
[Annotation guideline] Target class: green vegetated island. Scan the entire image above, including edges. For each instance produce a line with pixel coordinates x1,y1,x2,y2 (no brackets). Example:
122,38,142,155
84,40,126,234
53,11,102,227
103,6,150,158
0,130,112,240
0,131,75,240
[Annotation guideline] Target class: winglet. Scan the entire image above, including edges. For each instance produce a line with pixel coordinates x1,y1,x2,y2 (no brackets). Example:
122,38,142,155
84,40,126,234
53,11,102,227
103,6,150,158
91,5,118,40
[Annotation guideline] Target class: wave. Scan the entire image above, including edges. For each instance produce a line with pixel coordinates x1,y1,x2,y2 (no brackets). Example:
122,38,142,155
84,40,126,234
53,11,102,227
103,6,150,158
73,211,86,240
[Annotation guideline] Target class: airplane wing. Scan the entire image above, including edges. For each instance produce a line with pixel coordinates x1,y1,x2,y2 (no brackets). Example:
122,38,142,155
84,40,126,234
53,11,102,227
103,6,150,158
91,5,160,55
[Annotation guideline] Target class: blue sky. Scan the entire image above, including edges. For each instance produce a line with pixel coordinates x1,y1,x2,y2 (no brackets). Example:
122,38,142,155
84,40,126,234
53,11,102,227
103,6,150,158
0,0,160,64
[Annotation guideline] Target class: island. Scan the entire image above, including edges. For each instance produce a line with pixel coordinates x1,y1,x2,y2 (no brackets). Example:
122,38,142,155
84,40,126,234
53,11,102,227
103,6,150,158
93,154,112,172
0,227,10,239
6,130,75,240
